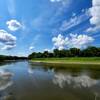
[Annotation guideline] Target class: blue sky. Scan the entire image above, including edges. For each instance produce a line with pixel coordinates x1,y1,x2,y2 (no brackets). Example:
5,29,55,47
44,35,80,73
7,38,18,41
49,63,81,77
0,0,100,56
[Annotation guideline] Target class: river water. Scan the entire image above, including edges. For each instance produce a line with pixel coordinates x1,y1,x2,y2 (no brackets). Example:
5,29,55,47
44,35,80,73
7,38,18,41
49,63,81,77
0,61,100,100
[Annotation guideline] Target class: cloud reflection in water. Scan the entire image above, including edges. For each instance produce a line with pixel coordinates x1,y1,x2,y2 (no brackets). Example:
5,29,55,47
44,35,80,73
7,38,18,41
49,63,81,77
0,69,13,91
53,73,99,88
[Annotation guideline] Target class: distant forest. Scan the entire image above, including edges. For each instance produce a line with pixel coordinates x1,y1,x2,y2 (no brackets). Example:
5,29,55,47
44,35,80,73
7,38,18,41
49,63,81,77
0,55,27,61
28,46,100,59
0,46,100,61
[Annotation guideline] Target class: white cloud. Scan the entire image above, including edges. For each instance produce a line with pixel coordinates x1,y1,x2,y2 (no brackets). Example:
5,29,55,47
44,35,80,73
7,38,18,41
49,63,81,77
0,30,16,50
1,45,16,50
50,0,71,6
0,30,16,43
86,0,100,32
6,20,22,31
50,0,62,2
29,46,34,50
44,48,52,52
52,34,94,50
52,34,65,50
60,10,90,32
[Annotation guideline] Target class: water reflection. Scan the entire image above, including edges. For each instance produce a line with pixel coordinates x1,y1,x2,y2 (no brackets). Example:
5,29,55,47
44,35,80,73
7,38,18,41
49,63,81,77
0,69,13,91
53,73,99,88
0,93,15,100
28,66,55,75
0,61,100,100
29,63,100,89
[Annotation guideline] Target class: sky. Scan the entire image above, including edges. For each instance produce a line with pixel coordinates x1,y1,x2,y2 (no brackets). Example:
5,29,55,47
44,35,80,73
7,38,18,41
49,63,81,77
0,0,100,56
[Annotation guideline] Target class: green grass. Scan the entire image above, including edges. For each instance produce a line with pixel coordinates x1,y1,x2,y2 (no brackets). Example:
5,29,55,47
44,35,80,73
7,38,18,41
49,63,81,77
31,57,100,64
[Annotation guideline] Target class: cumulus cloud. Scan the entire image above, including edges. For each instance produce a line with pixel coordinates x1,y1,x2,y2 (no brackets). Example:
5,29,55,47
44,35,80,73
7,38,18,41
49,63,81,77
52,34,65,50
52,34,94,50
0,30,16,43
86,0,100,32
6,20,22,31
0,30,16,50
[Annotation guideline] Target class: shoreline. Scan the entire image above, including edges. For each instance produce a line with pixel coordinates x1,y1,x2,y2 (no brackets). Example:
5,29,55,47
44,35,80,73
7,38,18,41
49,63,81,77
30,60,100,65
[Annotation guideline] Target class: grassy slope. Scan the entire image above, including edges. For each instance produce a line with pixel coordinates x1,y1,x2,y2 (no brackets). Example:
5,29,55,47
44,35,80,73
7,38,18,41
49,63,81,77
31,57,100,65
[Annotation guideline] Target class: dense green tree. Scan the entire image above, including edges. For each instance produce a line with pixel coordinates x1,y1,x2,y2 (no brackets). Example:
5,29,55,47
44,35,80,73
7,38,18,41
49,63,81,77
28,46,100,59
0,55,27,61
80,46,99,57
96,48,100,57
42,51,49,58
59,49,66,57
70,48,81,57
53,49,60,57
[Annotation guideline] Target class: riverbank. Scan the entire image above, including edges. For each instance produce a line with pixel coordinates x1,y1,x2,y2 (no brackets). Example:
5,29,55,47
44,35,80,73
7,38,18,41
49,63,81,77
30,57,100,65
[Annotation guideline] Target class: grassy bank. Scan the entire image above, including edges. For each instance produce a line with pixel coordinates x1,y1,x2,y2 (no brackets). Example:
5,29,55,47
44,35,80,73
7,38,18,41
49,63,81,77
31,57,100,65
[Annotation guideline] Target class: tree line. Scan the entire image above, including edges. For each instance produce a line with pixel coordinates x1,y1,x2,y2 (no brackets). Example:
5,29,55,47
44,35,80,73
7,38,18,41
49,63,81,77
0,55,27,61
28,46,100,59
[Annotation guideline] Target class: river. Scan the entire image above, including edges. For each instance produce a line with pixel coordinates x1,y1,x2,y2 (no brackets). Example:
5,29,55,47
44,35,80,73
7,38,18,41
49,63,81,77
0,61,100,100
